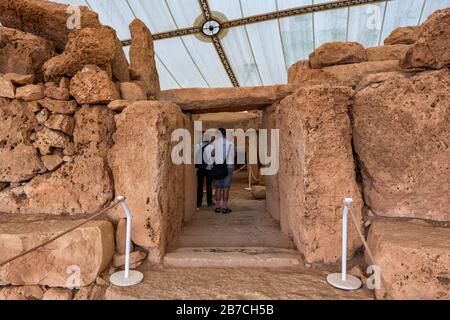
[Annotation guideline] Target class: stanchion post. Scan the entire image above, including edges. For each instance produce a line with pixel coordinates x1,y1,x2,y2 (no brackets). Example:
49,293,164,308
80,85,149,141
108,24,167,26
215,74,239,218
326,197,362,291
109,196,144,287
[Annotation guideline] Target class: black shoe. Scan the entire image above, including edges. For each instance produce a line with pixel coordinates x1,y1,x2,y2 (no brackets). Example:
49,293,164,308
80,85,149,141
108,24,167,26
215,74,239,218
222,208,232,214
214,208,221,213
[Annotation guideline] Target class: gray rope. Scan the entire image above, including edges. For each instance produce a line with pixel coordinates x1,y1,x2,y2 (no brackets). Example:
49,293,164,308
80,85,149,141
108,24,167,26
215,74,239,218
0,199,120,267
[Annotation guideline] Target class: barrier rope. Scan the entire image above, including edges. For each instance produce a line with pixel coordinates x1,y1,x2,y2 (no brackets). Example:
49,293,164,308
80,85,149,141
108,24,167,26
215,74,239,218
248,164,259,182
348,205,392,299
0,199,120,268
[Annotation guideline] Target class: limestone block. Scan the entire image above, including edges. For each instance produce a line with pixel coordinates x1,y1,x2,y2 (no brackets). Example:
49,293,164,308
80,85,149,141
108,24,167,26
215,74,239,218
108,101,185,261
129,19,160,98
0,27,54,80
384,26,420,45
70,67,119,105
0,220,114,287
278,85,363,263
367,220,450,300
309,42,367,69
15,84,44,101
352,70,450,221
401,8,450,69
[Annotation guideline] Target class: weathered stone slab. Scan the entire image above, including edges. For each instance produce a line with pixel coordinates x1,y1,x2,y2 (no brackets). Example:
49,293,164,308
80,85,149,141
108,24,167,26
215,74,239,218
15,84,44,101
0,285,44,300
401,8,450,70
3,73,34,86
0,76,15,98
367,220,450,300
287,60,311,84
384,26,420,45
70,67,119,105
261,108,280,222
73,105,115,156
0,153,113,215
129,19,160,98
32,127,72,155
366,44,412,62
119,81,146,102
0,220,114,287
309,42,367,69
352,70,450,221
44,114,74,135
0,98,36,146
38,98,78,114
108,101,185,261
0,143,45,183
277,85,363,263
0,0,101,51
160,85,299,113
0,27,54,80
43,27,116,80
323,60,401,87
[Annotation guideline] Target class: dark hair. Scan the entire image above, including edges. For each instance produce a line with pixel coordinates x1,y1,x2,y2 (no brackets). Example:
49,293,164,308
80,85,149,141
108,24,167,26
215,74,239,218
217,128,226,137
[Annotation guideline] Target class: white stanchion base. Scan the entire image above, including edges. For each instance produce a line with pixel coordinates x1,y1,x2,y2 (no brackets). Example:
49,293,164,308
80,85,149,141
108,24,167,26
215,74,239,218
244,187,252,191
326,273,362,291
110,270,144,287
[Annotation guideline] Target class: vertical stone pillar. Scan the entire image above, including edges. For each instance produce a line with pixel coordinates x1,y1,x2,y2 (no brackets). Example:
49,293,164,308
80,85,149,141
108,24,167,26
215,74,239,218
278,85,363,263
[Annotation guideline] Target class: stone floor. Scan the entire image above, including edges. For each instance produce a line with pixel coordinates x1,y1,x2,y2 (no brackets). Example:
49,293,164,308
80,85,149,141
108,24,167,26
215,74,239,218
106,171,372,300
170,170,293,249
106,267,373,300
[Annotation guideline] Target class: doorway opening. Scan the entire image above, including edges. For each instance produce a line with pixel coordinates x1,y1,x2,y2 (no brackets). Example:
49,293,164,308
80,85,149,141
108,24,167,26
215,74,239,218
165,111,298,268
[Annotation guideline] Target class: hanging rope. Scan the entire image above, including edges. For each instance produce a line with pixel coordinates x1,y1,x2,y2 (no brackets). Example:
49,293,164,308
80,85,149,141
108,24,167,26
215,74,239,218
348,205,392,299
0,199,120,268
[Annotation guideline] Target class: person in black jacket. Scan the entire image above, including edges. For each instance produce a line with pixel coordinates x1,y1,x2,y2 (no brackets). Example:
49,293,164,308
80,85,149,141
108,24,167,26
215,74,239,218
195,135,215,209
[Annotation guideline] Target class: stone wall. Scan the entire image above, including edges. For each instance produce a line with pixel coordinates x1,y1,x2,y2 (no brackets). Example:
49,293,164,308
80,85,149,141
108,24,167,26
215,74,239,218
277,85,363,264
108,101,189,262
261,107,280,222
0,0,192,296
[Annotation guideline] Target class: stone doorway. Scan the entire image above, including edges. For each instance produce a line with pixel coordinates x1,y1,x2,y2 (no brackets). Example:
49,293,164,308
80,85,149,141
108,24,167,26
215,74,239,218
164,110,300,268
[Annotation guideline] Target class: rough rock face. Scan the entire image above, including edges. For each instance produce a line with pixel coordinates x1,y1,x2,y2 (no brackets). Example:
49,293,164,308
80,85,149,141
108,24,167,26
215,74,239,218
0,0,101,51
110,29,130,82
322,60,401,87
73,105,115,156
108,101,185,261
160,85,299,113
119,81,147,102
309,42,367,69
0,285,44,300
0,27,54,80
384,26,420,45
401,8,450,69
15,84,44,101
277,85,363,263
0,98,45,182
0,153,113,214
0,144,45,182
38,98,78,114
0,105,115,215
352,70,450,221
287,60,311,84
182,114,197,223
0,76,15,98
129,19,160,98
367,220,450,300
70,67,119,105
262,108,280,221
43,27,117,80
0,220,114,287
366,45,412,62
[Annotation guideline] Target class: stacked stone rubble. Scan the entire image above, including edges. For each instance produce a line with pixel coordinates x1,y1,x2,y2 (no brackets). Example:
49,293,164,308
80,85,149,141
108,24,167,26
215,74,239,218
0,1,175,299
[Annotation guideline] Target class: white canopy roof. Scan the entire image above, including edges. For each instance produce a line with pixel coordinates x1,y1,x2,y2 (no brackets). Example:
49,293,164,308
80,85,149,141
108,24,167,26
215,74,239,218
55,0,450,89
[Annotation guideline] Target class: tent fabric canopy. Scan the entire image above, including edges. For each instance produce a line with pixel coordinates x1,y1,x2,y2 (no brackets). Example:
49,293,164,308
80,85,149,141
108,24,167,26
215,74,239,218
55,0,450,89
